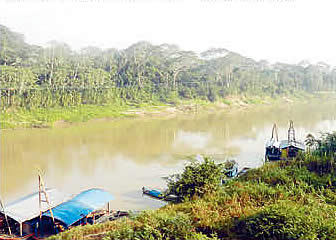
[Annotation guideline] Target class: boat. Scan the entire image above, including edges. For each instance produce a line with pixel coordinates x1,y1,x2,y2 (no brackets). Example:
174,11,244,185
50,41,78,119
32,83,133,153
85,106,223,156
0,188,67,240
142,188,164,199
142,187,179,202
265,123,282,161
265,121,305,161
0,185,114,239
279,121,305,158
41,188,114,233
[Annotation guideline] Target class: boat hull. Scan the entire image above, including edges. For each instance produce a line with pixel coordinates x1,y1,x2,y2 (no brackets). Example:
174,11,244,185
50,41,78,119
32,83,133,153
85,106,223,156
0,233,34,240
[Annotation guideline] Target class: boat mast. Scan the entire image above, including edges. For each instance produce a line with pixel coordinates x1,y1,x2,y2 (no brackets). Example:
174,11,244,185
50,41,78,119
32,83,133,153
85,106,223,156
288,120,296,144
271,123,279,142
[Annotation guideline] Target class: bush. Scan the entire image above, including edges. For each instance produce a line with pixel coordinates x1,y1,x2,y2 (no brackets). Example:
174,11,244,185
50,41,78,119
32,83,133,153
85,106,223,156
237,201,336,240
104,211,196,240
167,157,224,200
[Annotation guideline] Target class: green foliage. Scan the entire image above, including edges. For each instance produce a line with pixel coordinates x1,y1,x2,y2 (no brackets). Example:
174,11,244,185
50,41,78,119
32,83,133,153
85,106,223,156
105,211,195,240
167,157,224,200
238,201,336,240
2,25,336,115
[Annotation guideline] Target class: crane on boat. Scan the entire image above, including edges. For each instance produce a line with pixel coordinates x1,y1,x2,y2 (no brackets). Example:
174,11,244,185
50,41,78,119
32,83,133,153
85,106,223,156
265,123,282,161
265,121,305,161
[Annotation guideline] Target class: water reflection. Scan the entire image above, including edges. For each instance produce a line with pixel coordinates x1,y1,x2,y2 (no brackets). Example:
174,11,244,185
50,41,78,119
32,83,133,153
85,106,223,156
1,99,336,209
173,130,212,150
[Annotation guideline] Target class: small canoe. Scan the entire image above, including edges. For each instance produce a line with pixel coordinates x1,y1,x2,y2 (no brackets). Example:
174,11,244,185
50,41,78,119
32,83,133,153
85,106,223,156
142,187,179,202
142,187,165,200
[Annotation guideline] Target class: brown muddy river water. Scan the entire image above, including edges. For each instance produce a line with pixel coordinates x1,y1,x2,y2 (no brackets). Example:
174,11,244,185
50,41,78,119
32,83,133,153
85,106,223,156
1,99,336,210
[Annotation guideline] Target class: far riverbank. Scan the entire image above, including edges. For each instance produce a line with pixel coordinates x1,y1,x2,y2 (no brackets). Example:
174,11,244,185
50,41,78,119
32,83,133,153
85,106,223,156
0,92,327,130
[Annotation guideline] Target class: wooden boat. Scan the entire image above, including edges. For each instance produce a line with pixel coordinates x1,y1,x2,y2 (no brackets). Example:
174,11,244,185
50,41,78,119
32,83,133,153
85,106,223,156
142,188,164,199
0,187,114,239
280,121,305,158
265,121,305,161
142,187,179,202
265,123,282,161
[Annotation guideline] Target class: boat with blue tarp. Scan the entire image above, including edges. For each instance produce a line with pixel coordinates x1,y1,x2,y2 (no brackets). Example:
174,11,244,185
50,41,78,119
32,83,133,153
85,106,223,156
0,188,115,239
142,188,164,200
42,188,113,232
142,187,179,202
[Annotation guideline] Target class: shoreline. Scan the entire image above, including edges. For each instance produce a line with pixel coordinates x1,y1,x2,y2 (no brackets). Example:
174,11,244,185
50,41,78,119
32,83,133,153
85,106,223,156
0,92,323,130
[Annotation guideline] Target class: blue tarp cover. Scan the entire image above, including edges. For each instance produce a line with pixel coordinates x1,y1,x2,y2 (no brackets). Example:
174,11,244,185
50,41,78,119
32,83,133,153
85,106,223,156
148,189,163,198
43,188,113,227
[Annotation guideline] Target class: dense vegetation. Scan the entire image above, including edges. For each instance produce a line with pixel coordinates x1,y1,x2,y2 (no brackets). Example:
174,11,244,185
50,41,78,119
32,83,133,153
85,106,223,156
1,24,336,113
49,133,336,240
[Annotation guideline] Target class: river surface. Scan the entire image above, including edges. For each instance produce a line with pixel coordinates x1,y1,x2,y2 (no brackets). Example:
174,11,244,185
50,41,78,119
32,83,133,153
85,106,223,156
1,99,336,210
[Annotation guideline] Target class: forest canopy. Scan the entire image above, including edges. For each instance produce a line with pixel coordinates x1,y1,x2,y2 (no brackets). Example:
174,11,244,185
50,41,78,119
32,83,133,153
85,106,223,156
1,24,336,110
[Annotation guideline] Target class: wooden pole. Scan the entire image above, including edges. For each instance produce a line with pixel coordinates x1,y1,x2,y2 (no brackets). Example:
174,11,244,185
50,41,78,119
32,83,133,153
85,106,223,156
39,175,42,220
107,202,110,213
38,171,55,223
0,198,12,235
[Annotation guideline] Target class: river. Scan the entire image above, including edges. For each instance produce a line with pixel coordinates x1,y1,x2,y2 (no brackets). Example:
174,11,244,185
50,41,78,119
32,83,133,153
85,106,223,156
1,99,336,210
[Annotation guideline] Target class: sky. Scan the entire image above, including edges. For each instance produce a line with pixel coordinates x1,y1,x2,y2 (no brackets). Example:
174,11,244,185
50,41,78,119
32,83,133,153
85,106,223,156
0,0,336,66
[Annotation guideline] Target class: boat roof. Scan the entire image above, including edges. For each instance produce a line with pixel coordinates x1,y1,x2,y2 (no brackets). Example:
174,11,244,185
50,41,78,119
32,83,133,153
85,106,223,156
43,188,113,227
0,189,68,223
279,140,305,150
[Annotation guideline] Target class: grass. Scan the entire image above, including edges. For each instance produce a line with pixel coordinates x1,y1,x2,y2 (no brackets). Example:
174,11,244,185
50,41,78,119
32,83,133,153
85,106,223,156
0,104,132,129
48,153,336,240
0,95,282,129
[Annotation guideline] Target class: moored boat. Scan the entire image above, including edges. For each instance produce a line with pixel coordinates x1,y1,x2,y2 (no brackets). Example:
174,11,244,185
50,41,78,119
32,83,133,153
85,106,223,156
265,121,305,161
142,187,179,202
0,188,114,239
265,123,282,161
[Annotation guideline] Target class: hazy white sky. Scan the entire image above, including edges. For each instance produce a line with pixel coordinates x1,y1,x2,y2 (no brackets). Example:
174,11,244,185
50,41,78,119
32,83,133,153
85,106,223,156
0,0,335,65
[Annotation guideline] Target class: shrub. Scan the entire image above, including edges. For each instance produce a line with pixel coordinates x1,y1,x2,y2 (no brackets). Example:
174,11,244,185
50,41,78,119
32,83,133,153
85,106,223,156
237,201,336,240
167,157,224,200
104,211,195,240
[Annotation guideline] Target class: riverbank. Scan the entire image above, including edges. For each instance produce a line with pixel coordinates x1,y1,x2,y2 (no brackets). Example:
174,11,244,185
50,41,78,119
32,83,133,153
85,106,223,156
48,153,336,240
0,92,321,129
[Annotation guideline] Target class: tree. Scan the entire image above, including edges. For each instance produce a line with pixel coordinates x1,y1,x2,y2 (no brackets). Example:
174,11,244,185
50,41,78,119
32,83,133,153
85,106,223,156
167,156,225,200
